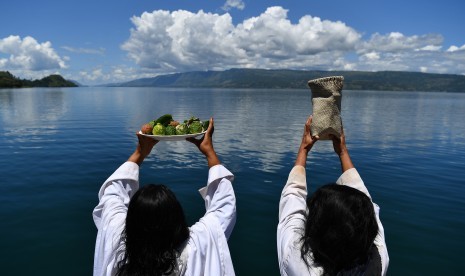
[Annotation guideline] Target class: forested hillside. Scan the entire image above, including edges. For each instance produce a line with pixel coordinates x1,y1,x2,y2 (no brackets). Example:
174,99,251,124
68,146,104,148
0,71,77,88
115,69,465,92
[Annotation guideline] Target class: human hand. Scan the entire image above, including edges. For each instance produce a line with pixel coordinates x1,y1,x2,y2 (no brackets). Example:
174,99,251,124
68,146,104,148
330,127,348,157
187,118,220,167
295,115,319,167
136,133,158,158
300,115,319,152
128,133,158,165
330,126,354,172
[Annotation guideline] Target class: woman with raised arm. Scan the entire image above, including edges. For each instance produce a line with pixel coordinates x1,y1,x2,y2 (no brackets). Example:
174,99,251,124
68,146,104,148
277,116,389,275
93,118,237,276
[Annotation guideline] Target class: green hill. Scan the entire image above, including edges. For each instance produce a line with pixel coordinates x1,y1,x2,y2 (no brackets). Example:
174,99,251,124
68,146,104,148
0,71,77,88
115,69,465,92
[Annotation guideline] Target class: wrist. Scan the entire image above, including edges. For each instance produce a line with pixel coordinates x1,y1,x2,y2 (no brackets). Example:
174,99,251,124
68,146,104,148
338,148,349,157
295,148,309,167
206,153,220,168
299,145,311,155
128,150,144,166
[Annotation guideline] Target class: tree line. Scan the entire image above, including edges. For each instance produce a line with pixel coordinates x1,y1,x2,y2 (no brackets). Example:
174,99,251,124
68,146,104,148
0,71,77,88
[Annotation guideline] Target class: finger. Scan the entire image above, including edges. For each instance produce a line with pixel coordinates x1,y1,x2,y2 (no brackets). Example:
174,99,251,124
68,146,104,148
304,115,312,134
305,115,312,126
206,117,214,136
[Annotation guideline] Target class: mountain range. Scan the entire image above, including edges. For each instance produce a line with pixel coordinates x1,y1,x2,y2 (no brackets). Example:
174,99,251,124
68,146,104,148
110,68,465,92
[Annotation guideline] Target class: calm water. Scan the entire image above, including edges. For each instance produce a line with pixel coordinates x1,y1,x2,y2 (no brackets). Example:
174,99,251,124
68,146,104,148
0,87,464,275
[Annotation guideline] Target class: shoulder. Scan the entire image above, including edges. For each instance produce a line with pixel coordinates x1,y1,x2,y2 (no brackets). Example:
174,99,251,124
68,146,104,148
336,168,371,198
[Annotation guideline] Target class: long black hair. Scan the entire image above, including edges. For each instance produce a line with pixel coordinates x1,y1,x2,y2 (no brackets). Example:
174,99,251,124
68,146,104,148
116,184,190,276
301,184,380,275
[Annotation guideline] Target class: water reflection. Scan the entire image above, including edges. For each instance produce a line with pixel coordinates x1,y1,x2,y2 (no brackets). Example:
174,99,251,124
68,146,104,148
0,89,69,150
107,88,465,173
342,91,465,149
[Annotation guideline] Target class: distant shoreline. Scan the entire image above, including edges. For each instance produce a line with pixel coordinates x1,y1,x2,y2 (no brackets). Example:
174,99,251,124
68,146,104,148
0,71,77,88
2,69,465,92
108,69,465,92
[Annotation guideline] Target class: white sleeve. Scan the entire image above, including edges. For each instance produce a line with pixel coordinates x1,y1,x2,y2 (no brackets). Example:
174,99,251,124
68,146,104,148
277,165,308,274
186,164,237,276
198,164,236,239
336,168,390,275
92,161,139,276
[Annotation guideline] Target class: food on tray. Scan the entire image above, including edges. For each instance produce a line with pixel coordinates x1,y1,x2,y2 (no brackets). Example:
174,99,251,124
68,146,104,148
188,121,203,134
152,123,165,135
175,123,188,135
140,114,208,136
141,123,153,134
165,125,176,135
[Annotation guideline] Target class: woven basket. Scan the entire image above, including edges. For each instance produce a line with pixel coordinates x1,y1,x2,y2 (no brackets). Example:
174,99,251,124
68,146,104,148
307,76,344,140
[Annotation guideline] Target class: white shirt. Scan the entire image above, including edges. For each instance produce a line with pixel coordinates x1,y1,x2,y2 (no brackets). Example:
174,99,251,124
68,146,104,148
277,166,389,276
93,162,236,276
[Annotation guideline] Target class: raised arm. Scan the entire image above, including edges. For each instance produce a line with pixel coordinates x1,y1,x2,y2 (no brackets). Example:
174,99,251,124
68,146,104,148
187,117,220,168
93,133,157,276
277,116,319,273
331,129,390,275
94,133,158,226
187,118,236,238
295,115,319,168
128,133,158,166
330,126,354,173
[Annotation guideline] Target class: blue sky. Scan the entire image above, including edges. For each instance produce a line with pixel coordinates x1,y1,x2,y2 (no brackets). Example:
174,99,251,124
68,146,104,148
1,0,464,85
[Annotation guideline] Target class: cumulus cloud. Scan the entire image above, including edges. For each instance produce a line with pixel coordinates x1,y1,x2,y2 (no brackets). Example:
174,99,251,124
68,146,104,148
78,66,157,84
354,32,465,74
222,0,245,11
358,32,443,54
0,35,66,71
122,6,360,73
447,44,465,52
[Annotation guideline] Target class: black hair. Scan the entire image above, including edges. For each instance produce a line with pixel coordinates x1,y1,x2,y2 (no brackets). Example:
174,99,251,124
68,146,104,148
116,184,190,276
301,184,380,275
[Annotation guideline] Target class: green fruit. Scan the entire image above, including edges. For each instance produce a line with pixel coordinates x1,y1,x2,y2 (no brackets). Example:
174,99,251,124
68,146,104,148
152,123,165,135
154,114,173,127
189,121,203,134
165,125,176,135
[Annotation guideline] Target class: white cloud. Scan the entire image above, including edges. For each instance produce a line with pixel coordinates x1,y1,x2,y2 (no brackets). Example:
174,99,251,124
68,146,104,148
363,52,380,60
119,7,465,78
0,35,66,71
222,0,245,11
446,44,465,52
353,32,465,74
121,7,361,73
78,66,157,84
79,68,104,81
416,45,442,51
359,32,443,54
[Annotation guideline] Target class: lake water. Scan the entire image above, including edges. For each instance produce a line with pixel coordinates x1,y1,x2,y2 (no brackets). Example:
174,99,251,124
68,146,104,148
0,87,464,275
